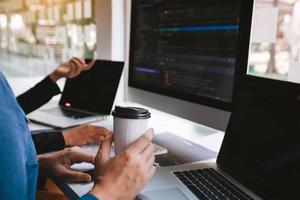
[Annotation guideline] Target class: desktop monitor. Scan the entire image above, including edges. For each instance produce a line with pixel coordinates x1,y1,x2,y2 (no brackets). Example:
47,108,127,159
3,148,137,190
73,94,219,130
126,0,253,131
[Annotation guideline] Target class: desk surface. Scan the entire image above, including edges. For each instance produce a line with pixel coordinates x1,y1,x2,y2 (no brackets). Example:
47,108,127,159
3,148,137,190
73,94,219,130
60,106,225,199
7,76,225,199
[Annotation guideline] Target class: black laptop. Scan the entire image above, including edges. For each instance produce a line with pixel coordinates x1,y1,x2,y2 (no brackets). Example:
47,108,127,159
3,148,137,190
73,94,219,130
217,76,300,199
28,60,124,128
140,76,300,200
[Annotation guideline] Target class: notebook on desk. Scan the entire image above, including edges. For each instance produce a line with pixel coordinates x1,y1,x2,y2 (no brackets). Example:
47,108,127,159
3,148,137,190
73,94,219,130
28,60,124,129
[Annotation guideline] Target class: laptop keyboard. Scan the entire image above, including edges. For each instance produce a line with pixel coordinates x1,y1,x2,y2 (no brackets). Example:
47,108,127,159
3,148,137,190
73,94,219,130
173,168,255,200
45,107,94,119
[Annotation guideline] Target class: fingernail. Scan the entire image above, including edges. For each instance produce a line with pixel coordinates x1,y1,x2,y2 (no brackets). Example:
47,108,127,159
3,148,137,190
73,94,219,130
86,176,92,182
104,133,113,139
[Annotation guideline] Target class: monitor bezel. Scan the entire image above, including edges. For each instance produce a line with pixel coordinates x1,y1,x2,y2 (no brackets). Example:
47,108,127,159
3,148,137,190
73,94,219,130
128,0,254,112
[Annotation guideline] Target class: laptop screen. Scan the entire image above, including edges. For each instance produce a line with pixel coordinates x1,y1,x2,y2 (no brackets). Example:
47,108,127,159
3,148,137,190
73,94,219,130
217,76,300,199
59,60,124,114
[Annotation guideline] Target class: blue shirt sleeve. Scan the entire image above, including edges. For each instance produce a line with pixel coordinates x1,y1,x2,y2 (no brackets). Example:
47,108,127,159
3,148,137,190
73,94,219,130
80,193,99,200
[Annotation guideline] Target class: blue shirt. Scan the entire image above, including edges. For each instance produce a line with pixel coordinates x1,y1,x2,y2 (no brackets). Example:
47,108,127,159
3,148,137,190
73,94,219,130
0,72,38,200
0,72,97,200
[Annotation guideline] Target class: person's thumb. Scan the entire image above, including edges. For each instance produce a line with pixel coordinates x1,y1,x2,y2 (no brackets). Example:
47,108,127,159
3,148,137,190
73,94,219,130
96,133,113,166
63,168,92,183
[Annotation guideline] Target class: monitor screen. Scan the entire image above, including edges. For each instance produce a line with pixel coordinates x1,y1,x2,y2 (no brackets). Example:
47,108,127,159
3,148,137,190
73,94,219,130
129,0,245,111
217,76,300,200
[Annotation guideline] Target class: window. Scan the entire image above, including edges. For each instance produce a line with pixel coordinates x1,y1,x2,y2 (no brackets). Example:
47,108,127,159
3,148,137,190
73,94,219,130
248,0,300,83
0,0,96,77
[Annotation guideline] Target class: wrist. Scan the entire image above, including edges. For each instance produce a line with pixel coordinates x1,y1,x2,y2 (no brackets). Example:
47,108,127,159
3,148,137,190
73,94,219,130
37,155,44,167
37,154,49,174
62,131,72,146
90,183,117,200
49,71,62,82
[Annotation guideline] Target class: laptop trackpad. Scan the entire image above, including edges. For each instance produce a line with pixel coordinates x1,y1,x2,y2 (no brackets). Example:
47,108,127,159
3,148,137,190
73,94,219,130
138,188,189,200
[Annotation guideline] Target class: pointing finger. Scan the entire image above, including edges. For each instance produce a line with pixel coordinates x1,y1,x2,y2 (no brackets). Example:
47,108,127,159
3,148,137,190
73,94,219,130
96,134,113,166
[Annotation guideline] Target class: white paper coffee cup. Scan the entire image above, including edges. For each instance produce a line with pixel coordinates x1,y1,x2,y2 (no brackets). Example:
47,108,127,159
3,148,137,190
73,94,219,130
112,106,151,155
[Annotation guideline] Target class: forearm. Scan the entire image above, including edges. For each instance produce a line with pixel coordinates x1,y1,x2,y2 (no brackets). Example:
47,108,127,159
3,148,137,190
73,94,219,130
37,154,47,172
17,76,61,114
49,71,64,82
32,131,65,154
37,153,53,180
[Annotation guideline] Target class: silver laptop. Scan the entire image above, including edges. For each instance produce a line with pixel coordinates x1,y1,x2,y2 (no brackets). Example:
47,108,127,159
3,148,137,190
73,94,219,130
139,76,300,200
28,60,124,128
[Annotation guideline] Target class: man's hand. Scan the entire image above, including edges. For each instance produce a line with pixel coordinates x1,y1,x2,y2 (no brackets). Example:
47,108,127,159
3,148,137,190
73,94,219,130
38,147,95,183
90,129,156,200
49,57,95,82
63,125,111,147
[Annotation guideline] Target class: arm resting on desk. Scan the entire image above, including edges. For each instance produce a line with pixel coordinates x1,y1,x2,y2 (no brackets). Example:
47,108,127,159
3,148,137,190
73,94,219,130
32,130,65,154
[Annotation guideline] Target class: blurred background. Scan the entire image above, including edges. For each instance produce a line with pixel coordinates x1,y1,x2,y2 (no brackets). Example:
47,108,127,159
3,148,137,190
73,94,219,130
0,0,113,78
0,0,300,83
249,0,300,82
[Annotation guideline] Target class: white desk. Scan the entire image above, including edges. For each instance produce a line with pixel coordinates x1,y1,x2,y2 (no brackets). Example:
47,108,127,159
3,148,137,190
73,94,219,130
7,76,225,199
57,104,225,199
